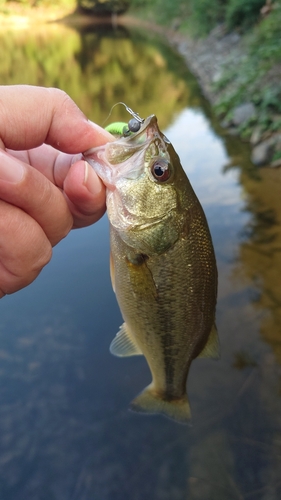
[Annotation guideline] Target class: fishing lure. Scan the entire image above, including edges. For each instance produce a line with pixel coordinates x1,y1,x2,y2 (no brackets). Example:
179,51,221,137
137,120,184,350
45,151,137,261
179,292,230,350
104,102,144,137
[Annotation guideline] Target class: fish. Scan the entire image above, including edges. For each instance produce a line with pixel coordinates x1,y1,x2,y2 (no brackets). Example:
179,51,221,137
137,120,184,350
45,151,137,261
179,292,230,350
84,112,219,424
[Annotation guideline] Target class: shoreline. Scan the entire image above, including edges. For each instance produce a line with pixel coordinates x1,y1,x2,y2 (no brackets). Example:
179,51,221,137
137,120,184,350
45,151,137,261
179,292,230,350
1,5,280,167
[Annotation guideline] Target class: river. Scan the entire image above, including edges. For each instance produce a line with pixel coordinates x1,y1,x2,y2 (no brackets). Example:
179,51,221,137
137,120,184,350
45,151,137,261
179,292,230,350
0,19,281,500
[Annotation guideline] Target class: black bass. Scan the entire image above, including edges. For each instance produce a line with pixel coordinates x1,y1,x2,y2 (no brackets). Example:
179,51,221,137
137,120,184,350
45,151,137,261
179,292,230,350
84,112,218,424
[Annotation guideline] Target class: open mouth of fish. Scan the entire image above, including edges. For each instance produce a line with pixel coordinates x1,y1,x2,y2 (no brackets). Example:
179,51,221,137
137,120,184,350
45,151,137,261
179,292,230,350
83,115,167,191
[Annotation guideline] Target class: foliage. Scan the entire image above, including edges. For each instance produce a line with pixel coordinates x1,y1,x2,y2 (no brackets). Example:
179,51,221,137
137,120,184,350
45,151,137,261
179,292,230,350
129,0,190,27
225,0,265,31
1,0,75,6
213,1,281,134
0,25,198,128
129,0,268,34
77,0,129,15
189,0,225,35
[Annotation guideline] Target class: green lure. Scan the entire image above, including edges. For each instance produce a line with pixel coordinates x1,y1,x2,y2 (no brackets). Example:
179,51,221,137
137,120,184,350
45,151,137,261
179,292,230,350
105,122,128,137
105,109,144,137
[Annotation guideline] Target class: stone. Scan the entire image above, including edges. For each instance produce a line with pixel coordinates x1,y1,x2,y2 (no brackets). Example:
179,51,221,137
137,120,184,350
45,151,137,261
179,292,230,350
250,126,262,146
232,102,256,126
251,138,275,166
212,70,223,83
273,133,281,148
270,158,281,168
227,127,240,136
220,118,232,128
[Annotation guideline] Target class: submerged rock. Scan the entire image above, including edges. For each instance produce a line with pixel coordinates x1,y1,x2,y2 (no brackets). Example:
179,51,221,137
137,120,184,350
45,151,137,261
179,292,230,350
270,158,281,168
250,126,263,146
251,138,275,166
232,102,256,127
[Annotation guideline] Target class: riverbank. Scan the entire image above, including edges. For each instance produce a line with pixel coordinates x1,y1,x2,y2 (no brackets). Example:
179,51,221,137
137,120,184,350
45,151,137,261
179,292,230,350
168,24,281,168
123,13,281,168
122,10,281,167
1,2,280,167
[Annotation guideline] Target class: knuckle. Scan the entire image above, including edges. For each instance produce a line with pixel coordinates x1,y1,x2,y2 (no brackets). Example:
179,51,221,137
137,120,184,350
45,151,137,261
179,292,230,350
26,174,73,245
50,88,76,115
0,202,53,293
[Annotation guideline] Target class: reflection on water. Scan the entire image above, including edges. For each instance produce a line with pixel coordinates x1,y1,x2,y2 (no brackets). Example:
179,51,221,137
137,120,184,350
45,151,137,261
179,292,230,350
0,23,198,127
0,19,281,500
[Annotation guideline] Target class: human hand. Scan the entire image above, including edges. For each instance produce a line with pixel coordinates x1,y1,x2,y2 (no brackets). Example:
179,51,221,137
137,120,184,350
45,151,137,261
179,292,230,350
0,85,113,297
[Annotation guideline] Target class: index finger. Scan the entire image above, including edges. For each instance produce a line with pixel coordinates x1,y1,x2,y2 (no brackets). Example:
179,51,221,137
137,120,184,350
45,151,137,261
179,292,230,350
0,85,113,152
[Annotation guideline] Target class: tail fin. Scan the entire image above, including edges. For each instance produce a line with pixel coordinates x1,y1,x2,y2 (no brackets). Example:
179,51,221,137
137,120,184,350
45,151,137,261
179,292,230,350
129,384,191,424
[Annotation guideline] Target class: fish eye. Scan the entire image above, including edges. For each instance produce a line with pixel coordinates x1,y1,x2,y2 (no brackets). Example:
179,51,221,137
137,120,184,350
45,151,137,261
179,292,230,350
151,159,171,182
128,118,141,133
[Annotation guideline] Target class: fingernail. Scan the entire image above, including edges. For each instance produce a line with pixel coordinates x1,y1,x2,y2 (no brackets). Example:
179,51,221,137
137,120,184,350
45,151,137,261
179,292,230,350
84,161,103,195
0,151,24,183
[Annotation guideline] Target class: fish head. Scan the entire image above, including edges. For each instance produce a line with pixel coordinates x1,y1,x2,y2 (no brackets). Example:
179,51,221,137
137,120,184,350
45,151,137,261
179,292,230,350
84,115,187,254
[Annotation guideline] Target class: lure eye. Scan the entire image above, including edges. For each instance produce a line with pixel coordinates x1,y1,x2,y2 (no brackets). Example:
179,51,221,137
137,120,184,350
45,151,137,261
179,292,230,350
128,118,141,133
151,159,171,182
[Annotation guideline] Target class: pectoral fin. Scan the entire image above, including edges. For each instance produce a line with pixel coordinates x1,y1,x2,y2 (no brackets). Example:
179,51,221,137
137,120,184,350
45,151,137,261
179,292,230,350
126,252,158,300
198,323,220,359
110,323,143,357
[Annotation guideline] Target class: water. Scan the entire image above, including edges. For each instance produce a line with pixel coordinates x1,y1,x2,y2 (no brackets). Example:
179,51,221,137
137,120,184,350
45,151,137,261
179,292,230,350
0,19,281,500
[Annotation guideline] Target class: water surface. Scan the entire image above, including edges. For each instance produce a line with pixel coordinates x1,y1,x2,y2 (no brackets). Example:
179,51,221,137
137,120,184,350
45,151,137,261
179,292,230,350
0,20,281,500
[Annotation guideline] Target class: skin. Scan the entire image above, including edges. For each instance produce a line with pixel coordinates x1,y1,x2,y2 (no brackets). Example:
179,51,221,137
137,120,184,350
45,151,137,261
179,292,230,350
0,85,114,298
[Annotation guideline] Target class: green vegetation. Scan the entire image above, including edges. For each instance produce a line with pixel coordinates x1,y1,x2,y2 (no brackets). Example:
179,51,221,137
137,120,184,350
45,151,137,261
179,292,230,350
0,0,76,16
77,0,129,14
0,25,198,127
214,1,281,137
130,0,265,35
0,0,74,6
131,0,281,143
1,0,280,144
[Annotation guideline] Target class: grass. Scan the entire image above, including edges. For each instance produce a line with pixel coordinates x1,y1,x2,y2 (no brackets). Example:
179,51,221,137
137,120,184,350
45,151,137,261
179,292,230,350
213,1,281,137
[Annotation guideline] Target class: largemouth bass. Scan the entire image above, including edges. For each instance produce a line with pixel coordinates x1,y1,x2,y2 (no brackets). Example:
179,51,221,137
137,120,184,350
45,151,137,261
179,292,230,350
84,112,218,424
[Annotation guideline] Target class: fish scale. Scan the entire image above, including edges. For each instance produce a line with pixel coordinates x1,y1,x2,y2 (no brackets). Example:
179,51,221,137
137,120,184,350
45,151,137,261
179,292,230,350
84,113,219,423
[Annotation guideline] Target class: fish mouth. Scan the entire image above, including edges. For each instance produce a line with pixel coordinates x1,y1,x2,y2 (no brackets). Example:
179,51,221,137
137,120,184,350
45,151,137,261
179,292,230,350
83,114,158,156
83,115,164,189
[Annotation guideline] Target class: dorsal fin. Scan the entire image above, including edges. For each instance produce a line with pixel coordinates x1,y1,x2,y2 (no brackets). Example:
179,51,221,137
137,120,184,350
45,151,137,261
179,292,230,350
110,323,143,357
197,323,220,359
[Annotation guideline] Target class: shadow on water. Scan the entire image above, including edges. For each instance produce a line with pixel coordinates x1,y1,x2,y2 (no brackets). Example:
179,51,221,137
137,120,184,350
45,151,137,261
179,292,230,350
0,19,281,500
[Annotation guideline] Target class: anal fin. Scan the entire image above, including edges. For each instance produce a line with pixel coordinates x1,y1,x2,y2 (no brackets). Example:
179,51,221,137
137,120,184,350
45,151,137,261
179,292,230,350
198,323,220,359
110,323,143,357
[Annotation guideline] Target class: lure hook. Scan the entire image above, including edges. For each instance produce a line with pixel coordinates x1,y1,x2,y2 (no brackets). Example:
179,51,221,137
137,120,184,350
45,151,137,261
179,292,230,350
102,102,144,127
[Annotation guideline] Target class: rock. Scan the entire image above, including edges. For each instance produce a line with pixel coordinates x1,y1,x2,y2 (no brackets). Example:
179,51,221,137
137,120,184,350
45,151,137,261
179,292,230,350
232,102,256,126
250,126,262,146
273,133,281,149
212,70,223,83
209,24,227,39
270,158,281,168
220,117,232,128
227,127,240,136
251,138,275,166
